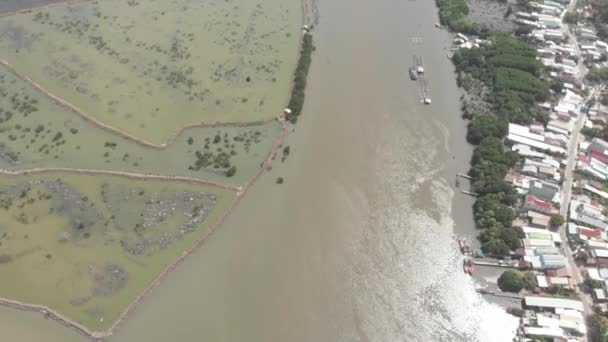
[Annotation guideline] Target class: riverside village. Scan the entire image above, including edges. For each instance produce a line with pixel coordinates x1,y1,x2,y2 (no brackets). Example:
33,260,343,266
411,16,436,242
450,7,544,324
442,0,608,340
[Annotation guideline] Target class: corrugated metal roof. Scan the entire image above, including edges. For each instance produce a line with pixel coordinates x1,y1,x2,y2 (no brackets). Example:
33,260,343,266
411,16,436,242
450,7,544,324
525,296,583,311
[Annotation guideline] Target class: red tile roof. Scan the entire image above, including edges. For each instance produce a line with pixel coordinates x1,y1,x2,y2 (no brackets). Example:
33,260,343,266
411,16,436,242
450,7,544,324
590,149,608,165
580,228,602,238
526,195,553,210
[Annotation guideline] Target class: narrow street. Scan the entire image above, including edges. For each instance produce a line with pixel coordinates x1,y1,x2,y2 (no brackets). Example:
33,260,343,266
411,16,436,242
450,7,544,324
557,0,597,320
559,109,593,317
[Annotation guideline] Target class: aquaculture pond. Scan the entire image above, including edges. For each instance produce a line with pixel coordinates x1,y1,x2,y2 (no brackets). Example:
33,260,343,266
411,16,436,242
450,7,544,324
0,173,234,331
0,0,301,144
0,66,281,185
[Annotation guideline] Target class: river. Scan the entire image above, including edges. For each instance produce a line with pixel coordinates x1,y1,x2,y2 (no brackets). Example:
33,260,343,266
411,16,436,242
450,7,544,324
2,0,518,341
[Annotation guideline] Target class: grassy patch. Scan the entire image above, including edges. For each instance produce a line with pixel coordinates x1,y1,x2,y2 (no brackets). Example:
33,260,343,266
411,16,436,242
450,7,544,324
0,66,279,185
0,0,301,144
0,173,234,330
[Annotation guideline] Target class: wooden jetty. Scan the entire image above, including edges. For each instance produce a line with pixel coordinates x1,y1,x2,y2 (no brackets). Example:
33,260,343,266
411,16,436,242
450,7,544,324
456,173,473,180
475,288,524,300
473,260,515,268
460,190,479,197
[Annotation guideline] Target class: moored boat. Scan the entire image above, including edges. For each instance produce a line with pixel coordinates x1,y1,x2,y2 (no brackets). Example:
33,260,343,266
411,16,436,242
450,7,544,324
463,259,475,275
409,67,417,80
458,239,472,255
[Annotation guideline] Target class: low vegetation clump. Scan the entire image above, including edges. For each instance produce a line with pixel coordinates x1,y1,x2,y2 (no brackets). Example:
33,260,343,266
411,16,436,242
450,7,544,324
286,33,314,124
550,214,565,228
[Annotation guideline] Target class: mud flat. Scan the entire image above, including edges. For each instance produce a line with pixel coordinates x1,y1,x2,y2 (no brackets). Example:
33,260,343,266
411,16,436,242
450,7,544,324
0,172,234,332
0,0,301,144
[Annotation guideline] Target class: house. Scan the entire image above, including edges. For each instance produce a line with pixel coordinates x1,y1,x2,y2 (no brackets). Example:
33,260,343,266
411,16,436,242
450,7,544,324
524,296,584,312
525,195,559,215
528,211,552,228
528,180,560,202
593,288,608,303
507,124,568,156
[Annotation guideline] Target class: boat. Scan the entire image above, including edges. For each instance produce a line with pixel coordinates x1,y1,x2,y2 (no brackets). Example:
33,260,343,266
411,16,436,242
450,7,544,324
417,66,424,74
435,23,441,28
458,239,471,255
409,67,417,80
424,98,431,105
455,177,460,188
463,259,475,275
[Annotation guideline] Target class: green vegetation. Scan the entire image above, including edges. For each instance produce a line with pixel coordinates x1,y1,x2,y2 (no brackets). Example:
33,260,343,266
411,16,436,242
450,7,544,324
466,114,508,145
498,270,537,293
0,66,279,184
587,68,608,84
550,214,565,228
588,307,608,342
286,33,314,124
454,34,551,255
0,0,301,144
453,33,549,124
0,173,234,331
436,0,485,34
0,0,308,333
588,0,608,41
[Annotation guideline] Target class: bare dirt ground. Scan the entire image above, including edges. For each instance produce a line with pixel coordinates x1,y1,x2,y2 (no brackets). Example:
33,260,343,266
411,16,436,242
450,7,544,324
466,0,517,32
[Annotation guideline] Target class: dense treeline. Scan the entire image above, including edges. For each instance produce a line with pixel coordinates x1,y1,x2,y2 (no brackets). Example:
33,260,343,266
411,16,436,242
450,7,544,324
591,0,608,41
455,34,550,255
286,33,313,124
586,67,608,84
435,0,486,35
453,33,549,124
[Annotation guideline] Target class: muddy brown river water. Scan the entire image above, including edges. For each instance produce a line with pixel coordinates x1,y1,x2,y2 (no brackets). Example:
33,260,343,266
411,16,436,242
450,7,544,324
0,0,519,341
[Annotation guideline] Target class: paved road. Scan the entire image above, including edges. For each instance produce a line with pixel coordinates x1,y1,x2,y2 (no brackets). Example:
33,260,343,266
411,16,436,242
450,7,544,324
557,0,596,320
558,105,592,317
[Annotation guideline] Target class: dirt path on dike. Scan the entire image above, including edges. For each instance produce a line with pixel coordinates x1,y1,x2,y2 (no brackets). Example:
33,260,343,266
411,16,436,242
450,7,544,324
0,116,289,341
0,0,310,338
0,60,278,149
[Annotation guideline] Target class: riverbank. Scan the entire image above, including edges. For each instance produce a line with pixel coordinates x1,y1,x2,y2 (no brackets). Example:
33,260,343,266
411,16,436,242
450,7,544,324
0,0,518,340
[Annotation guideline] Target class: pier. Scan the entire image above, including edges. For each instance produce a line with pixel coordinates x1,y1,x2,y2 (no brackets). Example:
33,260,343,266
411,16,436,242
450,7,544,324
475,289,524,300
460,190,479,197
473,260,516,268
457,173,474,180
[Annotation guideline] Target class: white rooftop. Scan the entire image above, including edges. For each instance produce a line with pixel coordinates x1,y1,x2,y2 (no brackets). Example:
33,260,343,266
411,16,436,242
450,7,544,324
525,296,584,311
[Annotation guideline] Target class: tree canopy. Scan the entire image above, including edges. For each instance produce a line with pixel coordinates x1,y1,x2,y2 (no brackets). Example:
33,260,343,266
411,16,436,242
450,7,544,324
452,33,549,124
498,270,525,292
550,214,565,228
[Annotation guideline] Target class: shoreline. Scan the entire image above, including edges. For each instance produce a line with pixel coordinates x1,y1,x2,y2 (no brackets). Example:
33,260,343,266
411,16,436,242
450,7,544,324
0,0,314,339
